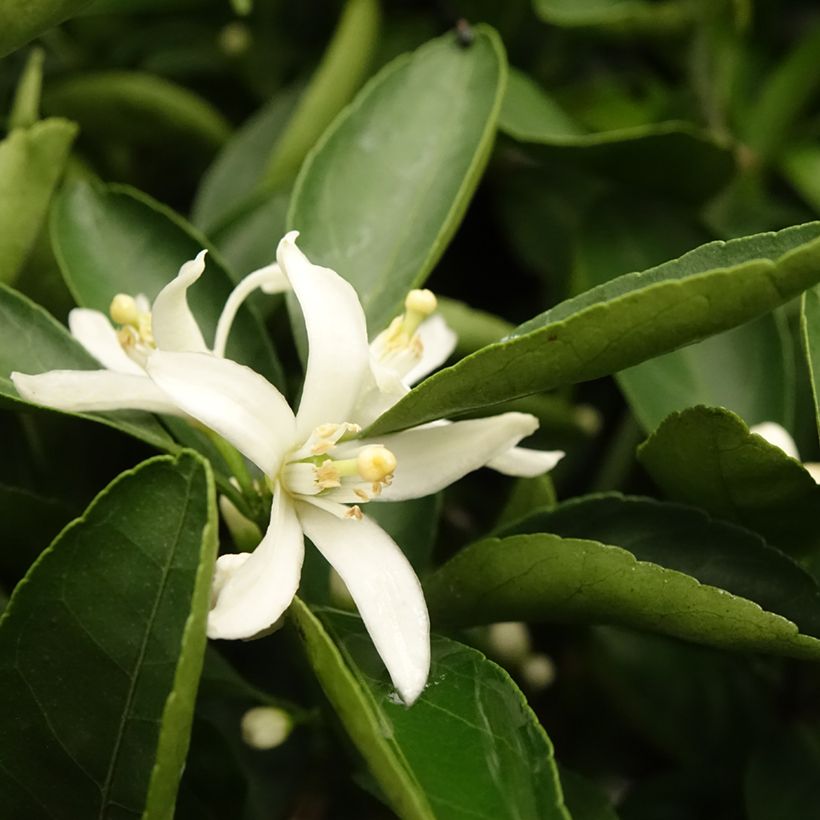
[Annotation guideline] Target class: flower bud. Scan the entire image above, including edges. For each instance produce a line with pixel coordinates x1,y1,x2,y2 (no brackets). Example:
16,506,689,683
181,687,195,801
240,706,292,750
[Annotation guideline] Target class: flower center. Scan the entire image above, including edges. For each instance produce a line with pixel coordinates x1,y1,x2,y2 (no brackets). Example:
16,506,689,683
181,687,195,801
110,293,155,367
279,423,397,520
371,289,437,374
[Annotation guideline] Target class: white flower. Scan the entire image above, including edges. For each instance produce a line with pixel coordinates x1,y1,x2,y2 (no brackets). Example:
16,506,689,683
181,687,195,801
11,251,288,415
751,421,820,482
12,231,564,705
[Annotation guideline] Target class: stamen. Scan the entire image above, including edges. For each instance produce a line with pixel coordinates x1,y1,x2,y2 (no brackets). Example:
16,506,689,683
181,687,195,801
345,505,363,520
314,460,342,489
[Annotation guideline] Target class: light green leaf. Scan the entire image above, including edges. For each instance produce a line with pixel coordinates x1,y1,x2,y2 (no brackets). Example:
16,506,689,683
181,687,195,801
801,284,820,437
533,0,693,32
288,25,507,331
0,451,217,819
0,119,77,285
500,493,820,638
291,600,570,820
637,406,820,558
500,67,584,140
8,47,44,130
368,223,820,435
0,0,94,57
264,0,381,190
50,180,284,386
425,532,820,661
0,281,175,450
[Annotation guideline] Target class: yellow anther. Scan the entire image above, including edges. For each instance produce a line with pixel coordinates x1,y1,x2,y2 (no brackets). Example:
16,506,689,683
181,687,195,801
357,445,397,483
314,460,341,490
137,312,154,345
110,294,140,326
404,288,437,316
345,505,363,520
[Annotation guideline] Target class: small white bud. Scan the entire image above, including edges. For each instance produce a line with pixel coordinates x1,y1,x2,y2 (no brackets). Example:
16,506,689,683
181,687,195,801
486,622,531,666
520,653,556,691
750,422,800,460
110,293,139,326
240,706,292,750
357,445,397,482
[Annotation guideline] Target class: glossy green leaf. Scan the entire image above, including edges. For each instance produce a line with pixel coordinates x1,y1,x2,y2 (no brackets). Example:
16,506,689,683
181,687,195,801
533,0,693,32
51,180,283,386
43,71,230,162
499,70,732,202
0,119,77,285
192,87,301,233
0,0,94,57
0,281,175,450
499,493,820,638
637,406,820,558
288,26,507,330
0,451,217,819
745,726,820,820
801,285,820,437
264,0,381,190
369,223,820,435
291,600,570,820
425,532,820,661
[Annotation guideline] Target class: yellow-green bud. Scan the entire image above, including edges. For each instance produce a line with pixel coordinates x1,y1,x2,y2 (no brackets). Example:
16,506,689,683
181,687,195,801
240,706,292,750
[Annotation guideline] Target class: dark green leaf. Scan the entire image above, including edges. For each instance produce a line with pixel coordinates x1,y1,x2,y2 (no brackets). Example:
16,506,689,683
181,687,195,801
0,119,77,285
801,285,820,437
425,532,820,661
0,451,217,819
288,26,507,330
0,281,175,449
500,493,820,638
0,0,94,57
369,223,820,435
559,765,620,820
291,600,570,820
51,180,284,386
637,406,820,557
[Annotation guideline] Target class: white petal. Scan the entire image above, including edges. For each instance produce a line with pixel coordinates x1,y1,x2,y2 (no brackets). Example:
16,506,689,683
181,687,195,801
151,250,209,353
297,502,430,705
146,350,296,475
750,421,800,460
404,314,457,386
68,309,144,374
11,369,182,415
212,263,290,357
208,487,304,639
277,231,370,440
369,413,542,501
486,446,565,477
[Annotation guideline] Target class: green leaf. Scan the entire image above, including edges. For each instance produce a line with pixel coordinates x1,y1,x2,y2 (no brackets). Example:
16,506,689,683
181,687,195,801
499,71,732,202
801,285,820,437
0,281,175,450
745,726,820,820
368,223,820,435
9,47,45,130
0,0,95,58
51,180,284,386
781,144,820,217
291,599,570,820
424,531,820,661
192,87,302,233
0,451,217,819
43,71,230,163
263,0,381,190
499,493,820,638
533,0,693,32
637,406,820,558
0,119,77,285
288,25,507,331
559,766,620,820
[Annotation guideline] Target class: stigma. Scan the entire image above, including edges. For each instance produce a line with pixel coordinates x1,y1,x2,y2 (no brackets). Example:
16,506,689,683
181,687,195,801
110,292,155,365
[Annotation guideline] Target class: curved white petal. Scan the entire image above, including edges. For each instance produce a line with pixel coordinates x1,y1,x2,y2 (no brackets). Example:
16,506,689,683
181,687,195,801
750,421,800,460
352,370,408,428
208,487,304,639
11,369,182,415
368,413,542,501
487,446,565,477
404,314,457,386
213,263,290,358
68,309,144,375
277,232,370,440
297,502,430,705
151,250,209,353
146,351,295,475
